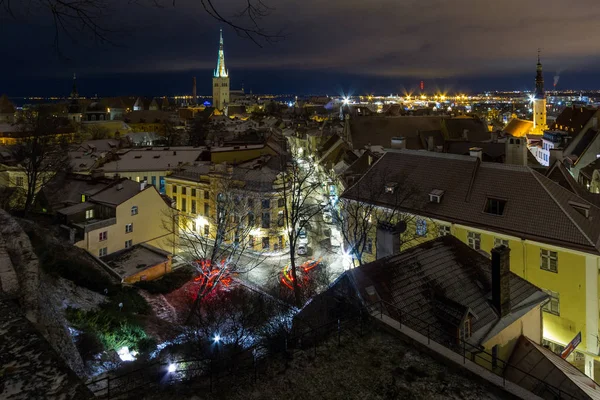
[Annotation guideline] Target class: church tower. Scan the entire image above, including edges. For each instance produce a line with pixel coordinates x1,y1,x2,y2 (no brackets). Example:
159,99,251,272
212,29,230,111
532,50,547,134
67,73,82,123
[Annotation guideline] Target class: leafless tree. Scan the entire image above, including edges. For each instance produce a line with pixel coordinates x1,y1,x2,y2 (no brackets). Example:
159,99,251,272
11,107,72,215
161,120,182,147
82,124,111,140
164,167,267,323
277,157,327,307
337,170,438,267
0,0,281,56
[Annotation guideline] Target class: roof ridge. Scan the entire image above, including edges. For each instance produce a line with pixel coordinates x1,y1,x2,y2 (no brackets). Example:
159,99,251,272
529,169,597,248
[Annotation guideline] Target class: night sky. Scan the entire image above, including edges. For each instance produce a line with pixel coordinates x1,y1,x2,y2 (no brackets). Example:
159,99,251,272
1,0,599,97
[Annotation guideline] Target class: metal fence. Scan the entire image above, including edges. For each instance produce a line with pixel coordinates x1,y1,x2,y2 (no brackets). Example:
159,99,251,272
86,311,367,399
370,299,578,400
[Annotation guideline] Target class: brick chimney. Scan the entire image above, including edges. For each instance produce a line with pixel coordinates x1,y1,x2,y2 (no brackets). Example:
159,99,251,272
491,245,511,318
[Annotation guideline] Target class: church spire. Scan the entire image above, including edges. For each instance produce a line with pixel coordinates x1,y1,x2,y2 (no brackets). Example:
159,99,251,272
534,48,544,100
70,73,79,99
214,29,228,78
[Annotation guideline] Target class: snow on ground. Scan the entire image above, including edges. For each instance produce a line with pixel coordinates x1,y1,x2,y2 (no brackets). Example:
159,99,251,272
139,290,179,323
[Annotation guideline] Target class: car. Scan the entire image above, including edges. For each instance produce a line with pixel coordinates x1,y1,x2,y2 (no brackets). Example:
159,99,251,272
297,244,308,256
322,211,333,224
299,228,307,239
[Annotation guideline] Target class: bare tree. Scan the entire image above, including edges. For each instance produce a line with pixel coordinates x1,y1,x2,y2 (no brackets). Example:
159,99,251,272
11,107,71,215
165,167,266,323
277,157,327,307
337,170,438,267
161,120,181,147
82,124,111,140
0,0,281,56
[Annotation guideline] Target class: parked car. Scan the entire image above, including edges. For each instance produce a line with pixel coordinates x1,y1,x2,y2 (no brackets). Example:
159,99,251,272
297,244,308,256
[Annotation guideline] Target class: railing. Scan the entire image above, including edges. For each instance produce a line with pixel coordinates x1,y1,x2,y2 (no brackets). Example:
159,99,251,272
86,310,367,399
369,299,577,400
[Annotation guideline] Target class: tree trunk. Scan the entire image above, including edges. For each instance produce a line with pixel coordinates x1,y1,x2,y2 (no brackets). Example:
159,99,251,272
289,255,302,308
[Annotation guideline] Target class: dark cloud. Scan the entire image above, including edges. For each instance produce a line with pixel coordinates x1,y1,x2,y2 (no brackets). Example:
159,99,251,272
0,0,598,94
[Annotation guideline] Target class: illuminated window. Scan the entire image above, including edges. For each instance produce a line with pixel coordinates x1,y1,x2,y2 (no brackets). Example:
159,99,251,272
416,219,427,236
125,223,133,233
494,238,509,248
81,194,86,202
467,232,480,250
542,289,560,315
278,211,284,227
131,206,138,216
99,231,107,241
438,225,451,237
85,209,94,220
540,249,558,272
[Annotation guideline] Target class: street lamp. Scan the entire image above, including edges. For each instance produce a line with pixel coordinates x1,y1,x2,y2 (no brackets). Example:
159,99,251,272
168,363,176,373
213,334,221,343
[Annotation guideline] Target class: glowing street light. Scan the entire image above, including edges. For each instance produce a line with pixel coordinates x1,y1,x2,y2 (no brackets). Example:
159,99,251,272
168,363,176,373
213,334,221,343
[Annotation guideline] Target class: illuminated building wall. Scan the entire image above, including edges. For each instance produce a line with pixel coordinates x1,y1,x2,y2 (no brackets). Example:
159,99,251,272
212,29,230,111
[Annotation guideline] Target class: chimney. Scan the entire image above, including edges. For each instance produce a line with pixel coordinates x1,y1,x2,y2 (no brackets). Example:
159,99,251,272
549,148,564,165
469,147,483,160
192,77,197,105
491,245,511,318
116,183,123,191
390,136,406,149
505,138,527,166
140,181,146,191
376,221,405,259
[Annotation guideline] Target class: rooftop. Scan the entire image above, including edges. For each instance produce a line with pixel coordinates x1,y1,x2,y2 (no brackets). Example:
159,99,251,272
103,243,171,280
89,179,148,206
341,149,600,254
99,147,205,172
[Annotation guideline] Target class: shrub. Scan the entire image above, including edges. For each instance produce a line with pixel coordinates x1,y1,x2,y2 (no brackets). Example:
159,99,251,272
134,266,194,294
102,286,152,315
44,256,117,294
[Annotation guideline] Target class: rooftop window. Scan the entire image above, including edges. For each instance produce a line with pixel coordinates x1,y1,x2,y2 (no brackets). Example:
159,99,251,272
384,182,398,194
484,198,506,216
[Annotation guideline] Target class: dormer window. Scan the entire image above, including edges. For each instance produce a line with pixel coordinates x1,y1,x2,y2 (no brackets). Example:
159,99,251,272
385,182,398,194
484,198,506,216
429,189,444,203
569,201,590,218
461,318,472,340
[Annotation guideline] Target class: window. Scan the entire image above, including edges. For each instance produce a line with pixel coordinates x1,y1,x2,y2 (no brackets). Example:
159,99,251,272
182,200,187,212
262,199,271,209
494,237,509,248
249,235,255,248
262,212,270,229
125,223,133,233
172,185,177,194
151,176,157,187
467,231,481,250
278,210,284,227
416,219,427,236
365,239,373,254
159,177,166,193
484,198,507,215
85,209,94,220
204,190,210,200
131,206,138,216
182,187,187,195
143,176,147,183
81,194,86,203
541,249,558,272
439,225,451,237
262,237,270,250
15,176,24,187
125,239,132,248
98,247,107,257
542,289,560,315
191,188,197,197
99,231,107,241
278,198,285,208
173,196,177,206
204,204,209,216
204,224,209,236
461,318,471,340
191,200,197,214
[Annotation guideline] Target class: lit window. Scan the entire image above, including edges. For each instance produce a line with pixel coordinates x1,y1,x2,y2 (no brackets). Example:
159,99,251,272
494,238,509,248
467,231,480,250
484,198,507,216
98,247,108,257
81,194,86,202
416,219,427,236
85,209,94,220
540,249,558,272
542,289,560,315
125,239,132,248
438,225,451,237
131,206,138,216
99,231,107,241
125,223,133,233
278,210,284,227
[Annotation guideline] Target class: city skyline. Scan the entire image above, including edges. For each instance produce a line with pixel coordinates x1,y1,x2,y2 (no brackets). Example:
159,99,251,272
2,0,600,96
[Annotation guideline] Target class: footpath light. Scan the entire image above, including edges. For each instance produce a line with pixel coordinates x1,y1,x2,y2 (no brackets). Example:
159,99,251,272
213,334,221,343
168,363,176,373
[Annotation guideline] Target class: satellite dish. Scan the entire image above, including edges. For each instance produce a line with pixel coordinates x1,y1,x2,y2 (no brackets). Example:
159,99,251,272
395,221,407,233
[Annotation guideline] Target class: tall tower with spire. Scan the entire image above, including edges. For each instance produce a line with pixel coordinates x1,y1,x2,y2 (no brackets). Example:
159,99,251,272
212,29,230,111
532,49,547,134
68,73,82,123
